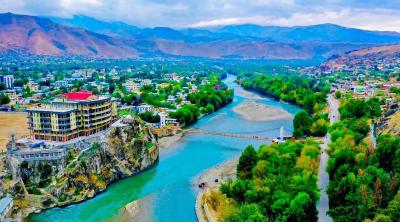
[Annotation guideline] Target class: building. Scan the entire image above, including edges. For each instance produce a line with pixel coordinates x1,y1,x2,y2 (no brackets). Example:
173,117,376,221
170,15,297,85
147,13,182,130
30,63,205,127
3,75,14,89
7,140,66,162
0,196,13,220
26,81,39,92
55,80,69,88
123,80,140,93
158,112,178,128
136,104,153,114
27,90,117,142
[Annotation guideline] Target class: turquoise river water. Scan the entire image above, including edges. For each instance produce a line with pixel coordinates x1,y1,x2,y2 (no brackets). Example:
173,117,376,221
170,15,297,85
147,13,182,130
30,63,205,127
30,75,301,222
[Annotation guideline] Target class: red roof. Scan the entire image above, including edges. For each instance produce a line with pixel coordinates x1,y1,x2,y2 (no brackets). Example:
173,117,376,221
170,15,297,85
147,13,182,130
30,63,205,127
59,90,95,101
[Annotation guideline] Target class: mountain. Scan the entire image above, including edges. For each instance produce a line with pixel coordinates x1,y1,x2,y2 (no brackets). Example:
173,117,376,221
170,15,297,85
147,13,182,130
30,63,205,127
320,44,400,71
3,13,400,60
47,15,141,38
212,24,400,44
0,13,138,57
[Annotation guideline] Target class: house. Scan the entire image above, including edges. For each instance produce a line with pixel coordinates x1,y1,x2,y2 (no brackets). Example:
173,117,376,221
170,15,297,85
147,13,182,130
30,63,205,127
136,104,153,114
158,112,178,128
123,80,140,93
55,80,69,88
26,81,39,92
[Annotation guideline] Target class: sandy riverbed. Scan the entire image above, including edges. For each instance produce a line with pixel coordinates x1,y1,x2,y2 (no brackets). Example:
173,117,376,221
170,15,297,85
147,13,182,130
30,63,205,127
157,133,184,149
118,194,154,222
233,101,292,122
195,158,238,190
0,112,29,151
236,87,266,100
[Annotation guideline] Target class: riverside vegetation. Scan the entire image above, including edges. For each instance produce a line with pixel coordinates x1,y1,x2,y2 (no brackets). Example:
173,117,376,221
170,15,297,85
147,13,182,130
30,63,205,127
3,116,159,219
204,140,321,222
238,74,330,138
327,97,400,222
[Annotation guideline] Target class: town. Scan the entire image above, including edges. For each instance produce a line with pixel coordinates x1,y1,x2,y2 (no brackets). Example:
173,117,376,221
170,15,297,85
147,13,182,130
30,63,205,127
0,4,400,221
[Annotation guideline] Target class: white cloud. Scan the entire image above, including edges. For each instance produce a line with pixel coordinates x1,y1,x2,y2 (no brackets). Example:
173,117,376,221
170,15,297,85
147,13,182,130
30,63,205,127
190,8,400,32
0,0,399,31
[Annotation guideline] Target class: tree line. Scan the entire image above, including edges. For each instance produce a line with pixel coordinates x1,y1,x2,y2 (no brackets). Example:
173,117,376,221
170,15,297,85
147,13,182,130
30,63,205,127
327,97,399,222
239,74,330,138
219,140,321,221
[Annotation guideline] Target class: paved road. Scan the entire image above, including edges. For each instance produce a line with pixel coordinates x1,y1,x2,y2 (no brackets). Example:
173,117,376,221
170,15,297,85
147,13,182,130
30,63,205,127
317,94,338,222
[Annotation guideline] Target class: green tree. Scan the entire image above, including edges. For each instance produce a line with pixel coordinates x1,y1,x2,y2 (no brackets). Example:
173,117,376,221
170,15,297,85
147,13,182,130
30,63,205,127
293,111,313,138
237,145,257,179
0,94,10,105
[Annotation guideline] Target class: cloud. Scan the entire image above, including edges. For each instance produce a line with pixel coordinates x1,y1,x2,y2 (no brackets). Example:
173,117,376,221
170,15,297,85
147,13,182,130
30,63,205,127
0,0,399,31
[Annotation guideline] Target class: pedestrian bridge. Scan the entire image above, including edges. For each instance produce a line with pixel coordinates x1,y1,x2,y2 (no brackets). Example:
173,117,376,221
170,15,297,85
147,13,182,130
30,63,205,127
187,127,292,141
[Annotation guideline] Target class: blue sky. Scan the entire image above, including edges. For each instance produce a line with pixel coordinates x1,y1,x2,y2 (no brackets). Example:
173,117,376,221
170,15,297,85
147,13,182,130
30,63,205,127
0,0,399,31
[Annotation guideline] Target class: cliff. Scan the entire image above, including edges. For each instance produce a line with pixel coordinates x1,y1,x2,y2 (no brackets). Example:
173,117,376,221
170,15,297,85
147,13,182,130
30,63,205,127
3,116,159,219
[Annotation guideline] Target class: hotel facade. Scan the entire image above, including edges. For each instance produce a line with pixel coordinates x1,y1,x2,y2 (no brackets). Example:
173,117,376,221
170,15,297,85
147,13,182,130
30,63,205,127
27,90,117,142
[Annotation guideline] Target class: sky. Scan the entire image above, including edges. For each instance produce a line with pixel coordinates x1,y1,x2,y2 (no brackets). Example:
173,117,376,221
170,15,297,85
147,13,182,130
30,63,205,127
0,0,400,31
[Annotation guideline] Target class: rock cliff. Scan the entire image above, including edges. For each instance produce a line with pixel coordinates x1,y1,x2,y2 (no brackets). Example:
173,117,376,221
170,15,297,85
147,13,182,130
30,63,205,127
4,116,159,219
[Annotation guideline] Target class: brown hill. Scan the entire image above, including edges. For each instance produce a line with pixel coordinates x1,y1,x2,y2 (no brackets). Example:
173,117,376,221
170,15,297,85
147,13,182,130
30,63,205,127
0,13,392,60
0,13,138,58
320,44,400,71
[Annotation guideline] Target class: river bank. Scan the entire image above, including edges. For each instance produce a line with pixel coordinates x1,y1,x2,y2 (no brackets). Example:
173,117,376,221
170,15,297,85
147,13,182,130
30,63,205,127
157,132,184,149
195,158,238,222
118,194,155,222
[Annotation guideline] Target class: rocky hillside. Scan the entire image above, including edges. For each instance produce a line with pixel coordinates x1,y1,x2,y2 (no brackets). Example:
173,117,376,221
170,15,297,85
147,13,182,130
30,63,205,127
3,116,158,219
377,107,400,136
320,44,400,71
0,13,138,58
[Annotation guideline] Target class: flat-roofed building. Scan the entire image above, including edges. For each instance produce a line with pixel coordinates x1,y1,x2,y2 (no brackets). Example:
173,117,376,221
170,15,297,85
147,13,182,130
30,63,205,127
27,90,117,142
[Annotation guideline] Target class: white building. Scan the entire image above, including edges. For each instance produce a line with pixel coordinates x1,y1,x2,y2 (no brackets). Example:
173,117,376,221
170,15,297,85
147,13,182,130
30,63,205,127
158,112,178,128
123,80,140,93
137,104,153,114
139,79,152,87
3,75,14,89
55,80,69,88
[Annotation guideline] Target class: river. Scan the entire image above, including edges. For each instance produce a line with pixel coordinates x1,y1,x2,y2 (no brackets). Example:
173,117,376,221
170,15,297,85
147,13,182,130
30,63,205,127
29,75,301,222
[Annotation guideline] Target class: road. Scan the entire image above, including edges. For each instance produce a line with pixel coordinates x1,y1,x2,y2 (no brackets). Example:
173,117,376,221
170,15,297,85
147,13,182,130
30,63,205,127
317,94,338,222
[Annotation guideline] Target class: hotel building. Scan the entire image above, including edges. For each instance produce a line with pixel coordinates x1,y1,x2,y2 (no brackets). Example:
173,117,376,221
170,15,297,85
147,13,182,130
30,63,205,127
27,90,117,142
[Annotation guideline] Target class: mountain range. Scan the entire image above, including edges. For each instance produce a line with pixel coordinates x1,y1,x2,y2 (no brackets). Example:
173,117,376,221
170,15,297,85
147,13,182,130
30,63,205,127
1,12,400,60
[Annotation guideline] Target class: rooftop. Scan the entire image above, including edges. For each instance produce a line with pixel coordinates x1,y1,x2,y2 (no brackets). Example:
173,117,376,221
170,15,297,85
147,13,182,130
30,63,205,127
58,90,97,101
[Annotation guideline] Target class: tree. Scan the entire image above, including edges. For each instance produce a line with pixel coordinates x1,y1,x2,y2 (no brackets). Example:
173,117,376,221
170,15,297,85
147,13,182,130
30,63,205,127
310,118,329,136
0,83,6,90
139,111,160,123
335,91,342,99
293,111,313,138
237,145,257,179
0,94,10,105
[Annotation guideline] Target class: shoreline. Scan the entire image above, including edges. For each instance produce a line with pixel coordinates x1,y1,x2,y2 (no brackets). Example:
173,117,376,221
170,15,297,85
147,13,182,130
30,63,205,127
26,157,160,220
118,194,155,222
195,158,238,190
194,158,239,222
157,132,184,149
236,87,267,100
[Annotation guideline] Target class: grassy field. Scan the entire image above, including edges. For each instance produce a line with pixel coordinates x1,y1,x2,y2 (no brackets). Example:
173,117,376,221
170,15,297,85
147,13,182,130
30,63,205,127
0,112,29,151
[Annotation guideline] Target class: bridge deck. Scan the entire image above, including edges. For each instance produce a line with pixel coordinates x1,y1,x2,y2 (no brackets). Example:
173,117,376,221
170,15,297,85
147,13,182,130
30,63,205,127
187,129,278,141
